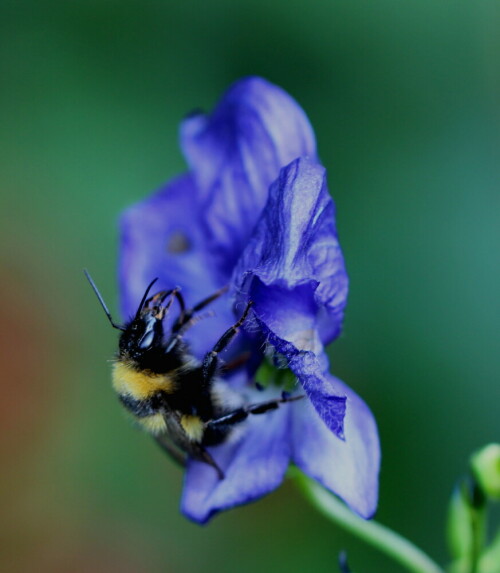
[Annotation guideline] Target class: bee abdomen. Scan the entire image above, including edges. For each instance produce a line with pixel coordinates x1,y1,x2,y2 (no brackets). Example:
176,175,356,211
118,393,169,436
118,393,162,417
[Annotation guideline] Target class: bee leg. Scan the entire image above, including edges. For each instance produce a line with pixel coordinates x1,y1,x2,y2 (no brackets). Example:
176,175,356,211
206,394,305,430
173,285,229,332
201,302,253,384
145,287,186,317
154,434,187,468
159,409,225,479
165,288,187,324
191,444,225,480
219,351,251,373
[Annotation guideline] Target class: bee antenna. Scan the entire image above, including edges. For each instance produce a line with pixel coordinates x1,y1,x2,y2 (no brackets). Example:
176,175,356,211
83,269,125,331
135,277,159,318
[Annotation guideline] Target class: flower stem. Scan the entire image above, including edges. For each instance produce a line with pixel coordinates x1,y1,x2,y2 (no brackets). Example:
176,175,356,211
297,475,445,573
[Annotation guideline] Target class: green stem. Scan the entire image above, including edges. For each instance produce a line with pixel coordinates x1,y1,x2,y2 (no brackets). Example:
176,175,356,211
470,502,486,573
297,475,445,573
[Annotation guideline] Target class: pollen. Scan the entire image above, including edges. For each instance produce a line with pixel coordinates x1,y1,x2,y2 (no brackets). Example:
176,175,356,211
139,413,167,435
180,415,205,442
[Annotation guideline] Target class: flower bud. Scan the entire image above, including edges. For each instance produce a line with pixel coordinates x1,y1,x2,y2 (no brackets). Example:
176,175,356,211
470,444,500,501
447,482,474,562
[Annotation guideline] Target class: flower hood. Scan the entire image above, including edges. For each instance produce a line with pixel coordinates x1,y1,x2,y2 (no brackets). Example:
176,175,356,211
119,77,380,524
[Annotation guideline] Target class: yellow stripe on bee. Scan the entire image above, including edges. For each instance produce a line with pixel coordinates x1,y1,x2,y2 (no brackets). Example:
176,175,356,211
180,415,204,442
112,361,175,400
138,413,167,435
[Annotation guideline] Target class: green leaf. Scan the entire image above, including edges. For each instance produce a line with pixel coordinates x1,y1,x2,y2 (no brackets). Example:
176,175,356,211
478,529,500,573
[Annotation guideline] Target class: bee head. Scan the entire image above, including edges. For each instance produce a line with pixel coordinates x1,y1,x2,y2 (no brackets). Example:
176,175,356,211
84,271,181,369
119,286,176,362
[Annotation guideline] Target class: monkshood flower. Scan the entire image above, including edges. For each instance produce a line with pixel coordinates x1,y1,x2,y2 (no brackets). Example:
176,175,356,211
119,77,380,524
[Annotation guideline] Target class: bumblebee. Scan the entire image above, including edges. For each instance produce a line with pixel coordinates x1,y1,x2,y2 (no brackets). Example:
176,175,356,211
85,271,301,478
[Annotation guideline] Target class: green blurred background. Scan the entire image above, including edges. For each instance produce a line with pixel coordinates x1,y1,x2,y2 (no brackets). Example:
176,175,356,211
1,1,498,571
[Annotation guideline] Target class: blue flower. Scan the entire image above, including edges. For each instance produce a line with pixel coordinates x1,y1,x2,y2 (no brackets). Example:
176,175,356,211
119,77,380,524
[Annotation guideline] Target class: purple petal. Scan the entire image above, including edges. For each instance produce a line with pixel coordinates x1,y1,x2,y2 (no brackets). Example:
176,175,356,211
230,157,349,437
252,313,346,440
289,352,347,439
233,156,348,348
249,279,322,354
119,174,235,358
181,77,317,279
181,390,291,524
292,375,380,518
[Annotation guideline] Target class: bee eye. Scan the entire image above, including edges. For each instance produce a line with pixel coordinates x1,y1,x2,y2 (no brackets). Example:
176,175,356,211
139,329,155,350
139,329,155,349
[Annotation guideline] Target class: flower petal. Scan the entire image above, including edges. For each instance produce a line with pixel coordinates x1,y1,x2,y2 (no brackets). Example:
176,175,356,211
119,174,235,358
231,157,349,438
233,156,348,348
181,77,317,278
253,313,346,440
249,279,324,357
292,375,380,518
289,351,347,439
181,393,291,524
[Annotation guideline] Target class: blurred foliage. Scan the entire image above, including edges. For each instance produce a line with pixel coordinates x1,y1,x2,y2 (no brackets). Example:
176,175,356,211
1,1,499,572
